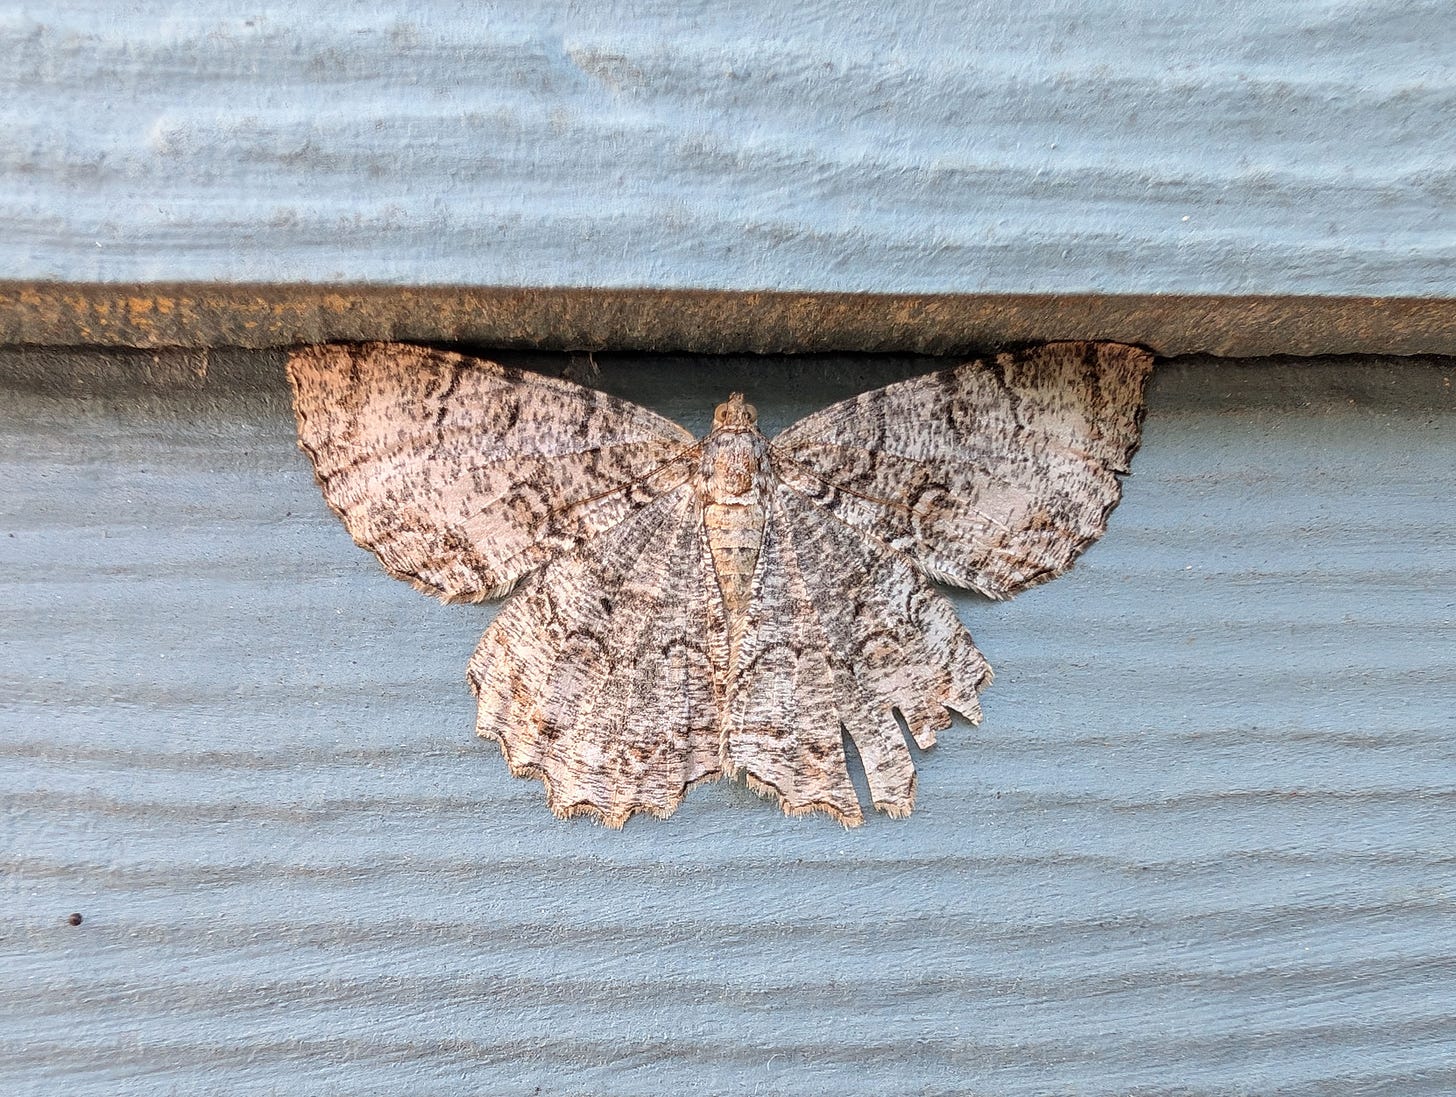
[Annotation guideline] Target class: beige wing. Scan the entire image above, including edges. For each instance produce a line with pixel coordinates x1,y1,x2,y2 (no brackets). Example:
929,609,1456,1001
770,342,1154,599
468,484,729,827
725,482,992,826
287,342,697,602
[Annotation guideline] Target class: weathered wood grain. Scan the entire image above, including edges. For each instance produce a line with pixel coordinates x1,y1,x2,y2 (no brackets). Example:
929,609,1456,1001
4,2,1453,294
5,285,1456,358
2,348,1454,1095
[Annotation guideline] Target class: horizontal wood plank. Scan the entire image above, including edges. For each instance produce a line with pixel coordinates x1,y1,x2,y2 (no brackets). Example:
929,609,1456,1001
4,284,1456,357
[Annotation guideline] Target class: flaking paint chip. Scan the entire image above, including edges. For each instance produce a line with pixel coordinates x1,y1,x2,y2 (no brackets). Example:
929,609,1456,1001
287,341,1152,827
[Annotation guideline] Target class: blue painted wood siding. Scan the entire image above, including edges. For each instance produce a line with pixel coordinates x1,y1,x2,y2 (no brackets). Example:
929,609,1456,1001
2,349,1454,1094
5,1,1454,293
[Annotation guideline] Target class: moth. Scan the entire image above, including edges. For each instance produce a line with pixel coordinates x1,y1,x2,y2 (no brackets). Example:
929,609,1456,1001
287,341,1153,826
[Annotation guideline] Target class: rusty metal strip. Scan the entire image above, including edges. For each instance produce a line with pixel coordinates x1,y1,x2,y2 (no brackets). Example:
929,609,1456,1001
1,282,1452,356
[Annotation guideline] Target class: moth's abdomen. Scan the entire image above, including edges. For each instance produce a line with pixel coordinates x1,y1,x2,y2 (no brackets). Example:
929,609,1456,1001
705,500,765,625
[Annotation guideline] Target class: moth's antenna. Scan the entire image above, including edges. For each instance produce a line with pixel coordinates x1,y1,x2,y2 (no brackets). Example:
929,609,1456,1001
563,351,601,385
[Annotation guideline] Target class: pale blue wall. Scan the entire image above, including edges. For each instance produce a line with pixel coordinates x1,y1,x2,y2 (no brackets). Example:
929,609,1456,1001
6,0,1454,292
2,349,1454,1094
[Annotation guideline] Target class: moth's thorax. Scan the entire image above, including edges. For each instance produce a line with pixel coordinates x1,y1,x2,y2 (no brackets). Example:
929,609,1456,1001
699,424,769,505
700,402,769,644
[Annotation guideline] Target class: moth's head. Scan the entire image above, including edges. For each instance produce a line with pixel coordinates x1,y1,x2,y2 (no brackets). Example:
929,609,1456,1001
713,392,758,431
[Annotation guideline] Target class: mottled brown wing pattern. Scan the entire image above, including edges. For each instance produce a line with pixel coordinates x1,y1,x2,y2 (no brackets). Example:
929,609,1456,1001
467,485,728,827
726,482,991,824
770,342,1154,599
287,342,696,602
289,339,1152,828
